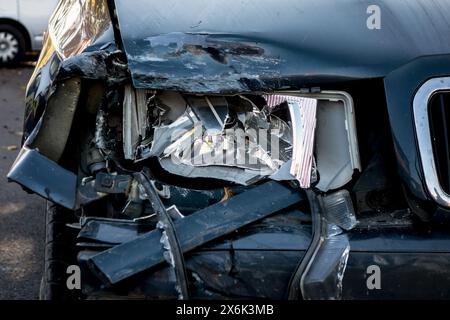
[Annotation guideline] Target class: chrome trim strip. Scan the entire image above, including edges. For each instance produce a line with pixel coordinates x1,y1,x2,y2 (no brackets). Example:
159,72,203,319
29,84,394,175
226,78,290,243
413,77,450,207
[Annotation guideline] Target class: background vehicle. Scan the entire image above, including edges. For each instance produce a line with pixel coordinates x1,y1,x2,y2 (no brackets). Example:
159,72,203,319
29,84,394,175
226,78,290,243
0,0,58,65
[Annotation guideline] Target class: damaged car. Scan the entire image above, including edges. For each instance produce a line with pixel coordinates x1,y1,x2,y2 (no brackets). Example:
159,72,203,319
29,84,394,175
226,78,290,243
8,0,450,300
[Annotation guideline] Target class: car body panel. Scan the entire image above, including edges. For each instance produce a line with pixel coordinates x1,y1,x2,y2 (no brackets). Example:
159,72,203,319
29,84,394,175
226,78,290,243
78,217,450,299
384,55,450,204
114,0,450,93
0,0,18,20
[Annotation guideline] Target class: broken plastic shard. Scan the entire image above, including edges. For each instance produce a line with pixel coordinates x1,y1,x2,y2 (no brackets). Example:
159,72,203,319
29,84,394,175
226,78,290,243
322,189,358,231
264,95,318,188
187,96,229,135
269,160,295,181
302,234,351,300
301,219,350,300
288,98,317,188
146,112,195,159
312,93,361,191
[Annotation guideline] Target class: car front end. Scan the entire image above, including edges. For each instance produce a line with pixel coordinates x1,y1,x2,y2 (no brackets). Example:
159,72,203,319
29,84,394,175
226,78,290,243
8,0,450,300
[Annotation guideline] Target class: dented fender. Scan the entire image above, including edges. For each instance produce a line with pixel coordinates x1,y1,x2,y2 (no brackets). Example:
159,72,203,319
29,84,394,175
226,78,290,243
115,0,450,93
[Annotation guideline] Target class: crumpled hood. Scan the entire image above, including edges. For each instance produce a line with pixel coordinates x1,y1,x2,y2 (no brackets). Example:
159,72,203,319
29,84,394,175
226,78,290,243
114,0,450,93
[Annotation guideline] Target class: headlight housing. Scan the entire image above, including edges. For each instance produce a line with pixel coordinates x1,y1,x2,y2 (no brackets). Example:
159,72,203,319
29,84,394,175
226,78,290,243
48,0,112,60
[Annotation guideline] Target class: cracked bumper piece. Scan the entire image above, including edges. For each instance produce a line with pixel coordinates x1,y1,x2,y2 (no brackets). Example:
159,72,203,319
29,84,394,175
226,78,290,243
77,208,312,299
88,181,305,285
7,147,77,209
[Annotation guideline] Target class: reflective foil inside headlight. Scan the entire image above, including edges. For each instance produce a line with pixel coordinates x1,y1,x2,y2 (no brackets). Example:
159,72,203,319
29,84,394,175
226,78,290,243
48,0,112,59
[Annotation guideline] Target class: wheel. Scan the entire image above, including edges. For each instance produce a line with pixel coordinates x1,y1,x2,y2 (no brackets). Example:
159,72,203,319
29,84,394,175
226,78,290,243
0,24,26,66
40,202,79,300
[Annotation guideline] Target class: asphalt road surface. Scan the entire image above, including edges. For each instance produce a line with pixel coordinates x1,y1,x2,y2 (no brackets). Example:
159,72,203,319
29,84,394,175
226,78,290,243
0,65,44,300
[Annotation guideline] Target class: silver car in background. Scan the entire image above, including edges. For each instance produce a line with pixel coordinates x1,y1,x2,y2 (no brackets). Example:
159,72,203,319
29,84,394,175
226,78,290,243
0,0,58,65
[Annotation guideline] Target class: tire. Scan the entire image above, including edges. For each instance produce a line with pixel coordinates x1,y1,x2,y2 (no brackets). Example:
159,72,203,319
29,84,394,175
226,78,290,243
0,24,26,66
40,202,79,300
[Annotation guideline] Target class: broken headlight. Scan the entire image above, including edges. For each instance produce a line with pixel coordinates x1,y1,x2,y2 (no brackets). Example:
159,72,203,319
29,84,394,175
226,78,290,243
122,88,361,191
48,0,112,59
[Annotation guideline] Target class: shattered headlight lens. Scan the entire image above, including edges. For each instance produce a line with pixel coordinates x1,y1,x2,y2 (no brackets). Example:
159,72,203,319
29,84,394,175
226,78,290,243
48,0,112,59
